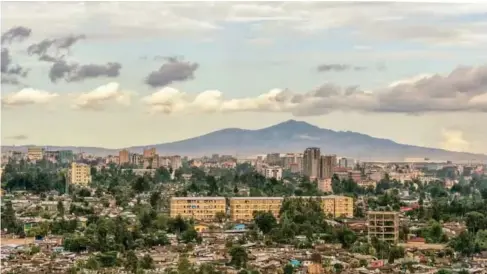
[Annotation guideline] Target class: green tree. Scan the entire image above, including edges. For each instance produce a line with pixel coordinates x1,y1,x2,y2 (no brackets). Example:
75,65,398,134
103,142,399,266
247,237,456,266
215,211,226,223
283,264,294,274
229,245,248,269
1,201,21,233
140,254,155,269
150,191,161,211
124,250,139,273
253,211,277,234
57,201,65,216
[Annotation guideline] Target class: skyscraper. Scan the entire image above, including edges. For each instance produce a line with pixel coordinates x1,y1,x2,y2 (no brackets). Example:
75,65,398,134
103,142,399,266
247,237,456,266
303,147,320,179
119,149,129,165
320,155,337,179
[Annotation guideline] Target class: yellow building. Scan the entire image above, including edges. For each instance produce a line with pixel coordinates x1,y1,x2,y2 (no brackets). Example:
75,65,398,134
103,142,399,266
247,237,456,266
70,162,92,185
27,147,44,161
229,197,283,222
298,195,354,218
170,197,226,221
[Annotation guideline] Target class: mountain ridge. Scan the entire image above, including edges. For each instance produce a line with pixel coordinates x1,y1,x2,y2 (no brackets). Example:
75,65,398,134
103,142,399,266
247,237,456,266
2,119,486,162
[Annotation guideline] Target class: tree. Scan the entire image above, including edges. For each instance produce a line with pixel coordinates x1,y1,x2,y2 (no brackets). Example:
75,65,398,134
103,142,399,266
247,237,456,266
466,212,486,233
215,211,226,223
253,211,277,234
334,263,344,274
57,201,65,216
388,246,405,263
85,255,101,270
177,255,196,274
140,254,155,269
124,250,139,273
1,201,21,233
449,231,476,257
229,245,248,269
283,264,294,274
133,177,150,193
150,191,161,210
181,228,199,243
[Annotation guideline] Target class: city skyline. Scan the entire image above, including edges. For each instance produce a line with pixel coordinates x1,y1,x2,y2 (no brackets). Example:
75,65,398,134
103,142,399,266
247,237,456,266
2,2,487,154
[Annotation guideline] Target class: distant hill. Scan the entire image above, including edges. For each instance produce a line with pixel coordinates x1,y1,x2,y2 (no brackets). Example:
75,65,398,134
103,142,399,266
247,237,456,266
2,120,486,162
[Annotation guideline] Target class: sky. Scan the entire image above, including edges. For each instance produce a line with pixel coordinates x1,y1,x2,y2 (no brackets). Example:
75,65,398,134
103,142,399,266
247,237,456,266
1,1,487,153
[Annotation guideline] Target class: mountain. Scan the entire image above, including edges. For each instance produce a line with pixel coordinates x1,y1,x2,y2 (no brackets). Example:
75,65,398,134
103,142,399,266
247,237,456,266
2,119,486,162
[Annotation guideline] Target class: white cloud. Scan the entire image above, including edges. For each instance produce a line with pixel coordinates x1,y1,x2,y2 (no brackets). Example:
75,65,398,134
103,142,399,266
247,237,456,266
141,64,487,116
72,82,133,111
440,129,470,152
1,88,59,107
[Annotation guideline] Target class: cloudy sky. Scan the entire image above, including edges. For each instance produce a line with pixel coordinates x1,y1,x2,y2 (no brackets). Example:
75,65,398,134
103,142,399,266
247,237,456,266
1,1,487,153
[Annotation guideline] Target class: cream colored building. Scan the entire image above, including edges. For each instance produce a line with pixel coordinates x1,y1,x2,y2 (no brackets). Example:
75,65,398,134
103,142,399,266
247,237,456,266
27,147,44,161
170,197,226,221
299,195,354,218
70,162,92,185
229,197,283,222
367,211,399,244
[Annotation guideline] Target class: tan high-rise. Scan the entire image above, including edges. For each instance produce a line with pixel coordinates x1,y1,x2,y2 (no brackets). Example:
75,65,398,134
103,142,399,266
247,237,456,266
143,148,156,158
367,211,399,244
170,197,226,221
119,149,129,165
303,148,320,179
320,155,336,179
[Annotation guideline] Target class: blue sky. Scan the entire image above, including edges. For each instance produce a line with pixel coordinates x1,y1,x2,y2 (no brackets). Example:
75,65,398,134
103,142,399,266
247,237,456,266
1,1,487,155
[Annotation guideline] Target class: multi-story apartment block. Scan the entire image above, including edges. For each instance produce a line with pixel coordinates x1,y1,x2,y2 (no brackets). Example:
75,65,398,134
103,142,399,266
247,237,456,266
264,166,283,180
229,197,283,222
119,149,130,165
143,148,156,159
320,155,337,179
300,195,354,218
130,153,142,166
27,147,44,161
58,150,74,163
282,153,303,173
266,153,281,166
170,197,226,221
303,147,321,179
367,211,399,244
170,155,182,170
70,162,92,186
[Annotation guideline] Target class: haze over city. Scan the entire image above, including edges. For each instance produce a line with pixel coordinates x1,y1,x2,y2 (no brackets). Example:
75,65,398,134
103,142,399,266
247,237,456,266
1,1,487,155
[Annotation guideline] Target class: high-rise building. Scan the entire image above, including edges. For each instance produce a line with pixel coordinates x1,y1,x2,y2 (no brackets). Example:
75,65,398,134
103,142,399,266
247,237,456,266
170,155,182,170
143,148,156,159
70,162,92,185
367,211,399,244
320,155,337,179
170,197,226,221
119,149,130,165
130,153,142,166
58,150,74,163
266,153,281,166
282,153,304,172
303,148,321,179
